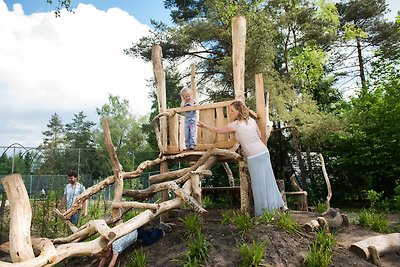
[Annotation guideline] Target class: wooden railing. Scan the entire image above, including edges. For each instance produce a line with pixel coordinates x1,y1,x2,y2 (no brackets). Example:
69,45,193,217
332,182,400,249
164,101,236,153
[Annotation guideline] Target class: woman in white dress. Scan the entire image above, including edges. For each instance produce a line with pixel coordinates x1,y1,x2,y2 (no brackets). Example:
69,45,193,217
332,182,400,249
198,100,285,215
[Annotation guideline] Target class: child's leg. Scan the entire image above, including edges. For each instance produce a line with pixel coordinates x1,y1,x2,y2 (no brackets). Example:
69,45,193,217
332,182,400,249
137,226,163,245
185,122,190,148
188,119,197,148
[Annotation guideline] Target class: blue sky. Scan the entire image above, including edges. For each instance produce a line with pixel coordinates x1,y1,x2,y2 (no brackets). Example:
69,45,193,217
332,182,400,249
3,0,172,26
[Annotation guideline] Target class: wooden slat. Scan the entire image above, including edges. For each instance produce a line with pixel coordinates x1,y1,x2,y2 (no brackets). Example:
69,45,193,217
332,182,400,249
179,115,186,151
199,109,216,144
215,107,227,142
169,114,179,147
167,100,233,113
255,73,267,144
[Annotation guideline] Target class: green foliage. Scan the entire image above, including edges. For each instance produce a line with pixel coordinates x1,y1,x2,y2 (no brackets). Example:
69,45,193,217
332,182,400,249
366,190,383,209
202,195,213,209
230,211,255,233
221,209,236,224
182,233,210,266
314,200,327,213
176,213,210,267
181,213,202,238
356,209,390,233
238,240,267,267
127,249,148,267
221,209,255,233
276,212,299,235
303,229,336,267
258,209,276,224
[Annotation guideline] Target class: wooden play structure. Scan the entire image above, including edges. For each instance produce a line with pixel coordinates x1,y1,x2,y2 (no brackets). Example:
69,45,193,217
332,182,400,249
1,15,398,267
0,16,272,266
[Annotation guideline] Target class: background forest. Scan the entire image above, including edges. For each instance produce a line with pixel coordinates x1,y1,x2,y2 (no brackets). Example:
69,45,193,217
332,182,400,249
1,0,400,210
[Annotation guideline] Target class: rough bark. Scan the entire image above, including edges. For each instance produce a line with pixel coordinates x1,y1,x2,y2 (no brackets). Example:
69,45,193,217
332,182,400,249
1,174,35,262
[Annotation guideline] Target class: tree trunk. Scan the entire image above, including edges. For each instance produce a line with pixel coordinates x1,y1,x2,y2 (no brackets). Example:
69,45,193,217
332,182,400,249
1,174,35,262
356,38,366,89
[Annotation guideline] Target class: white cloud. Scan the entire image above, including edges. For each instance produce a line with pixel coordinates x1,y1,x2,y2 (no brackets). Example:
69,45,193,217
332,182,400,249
0,1,154,147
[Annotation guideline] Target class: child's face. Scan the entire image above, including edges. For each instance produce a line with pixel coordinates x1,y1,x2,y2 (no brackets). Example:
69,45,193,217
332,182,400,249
182,91,192,102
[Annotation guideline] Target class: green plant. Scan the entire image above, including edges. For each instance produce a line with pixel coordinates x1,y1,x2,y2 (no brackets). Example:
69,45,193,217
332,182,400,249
357,209,390,233
239,240,267,267
366,190,383,209
303,229,336,267
221,209,236,224
127,249,147,267
276,212,299,234
314,200,327,213
181,214,202,238
231,212,255,233
258,209,276,224
175,231,210,267
202,195,213,208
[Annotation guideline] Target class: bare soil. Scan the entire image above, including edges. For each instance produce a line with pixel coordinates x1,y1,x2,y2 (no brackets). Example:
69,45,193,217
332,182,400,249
74,208,400,267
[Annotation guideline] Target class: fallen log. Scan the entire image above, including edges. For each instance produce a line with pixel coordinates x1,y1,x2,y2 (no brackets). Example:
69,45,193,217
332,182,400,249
350,233,400,261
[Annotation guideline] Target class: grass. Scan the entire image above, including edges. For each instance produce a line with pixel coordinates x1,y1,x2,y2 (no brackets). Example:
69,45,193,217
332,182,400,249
238,240,267,267
276,212,300,235
181,213,202,238
303,229,336,267
127,249,147,267
356,209,390,233
221,209,255,233
177,213,210,266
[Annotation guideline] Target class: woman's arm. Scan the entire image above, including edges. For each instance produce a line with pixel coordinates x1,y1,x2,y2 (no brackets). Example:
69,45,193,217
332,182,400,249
197,121,234,134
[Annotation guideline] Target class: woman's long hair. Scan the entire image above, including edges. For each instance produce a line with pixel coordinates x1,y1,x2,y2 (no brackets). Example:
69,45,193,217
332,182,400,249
231,100,249,122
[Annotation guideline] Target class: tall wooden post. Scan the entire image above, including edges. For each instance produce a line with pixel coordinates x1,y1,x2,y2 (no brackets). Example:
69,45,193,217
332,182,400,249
152,45,169,221
232,16,246,102
255,73,267,144
2,174,35,262
190,64,198,101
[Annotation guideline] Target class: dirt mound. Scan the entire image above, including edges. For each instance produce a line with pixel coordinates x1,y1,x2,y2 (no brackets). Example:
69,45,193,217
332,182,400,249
77,208,399,267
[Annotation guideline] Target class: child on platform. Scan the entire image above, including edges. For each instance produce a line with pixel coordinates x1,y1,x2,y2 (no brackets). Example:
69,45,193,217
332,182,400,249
180,87,197,150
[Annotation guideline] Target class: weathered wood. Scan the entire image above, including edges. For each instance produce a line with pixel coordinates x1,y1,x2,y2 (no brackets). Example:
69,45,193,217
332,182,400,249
2,174,35,262
265,92,272,142
222,162,235,186
255,73,267,144
368,245,382,266
238,158,251,214
168,100,233,113
149,167,191,184
290,174,302,191
285,191,308,211
169,113,179,149
303,217,328,233
232,16,246,102
54,208,78,233
199,108,216,144
319,153,332,209
276,179,287,204
152,45,167,152
103,119,123,224
350,233,400,260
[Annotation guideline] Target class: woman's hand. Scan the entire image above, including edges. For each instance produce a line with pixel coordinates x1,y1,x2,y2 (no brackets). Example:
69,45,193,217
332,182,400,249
197,121,206,128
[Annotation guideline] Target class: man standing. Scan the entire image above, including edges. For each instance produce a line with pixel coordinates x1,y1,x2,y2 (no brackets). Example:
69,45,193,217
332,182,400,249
62,170,88,225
